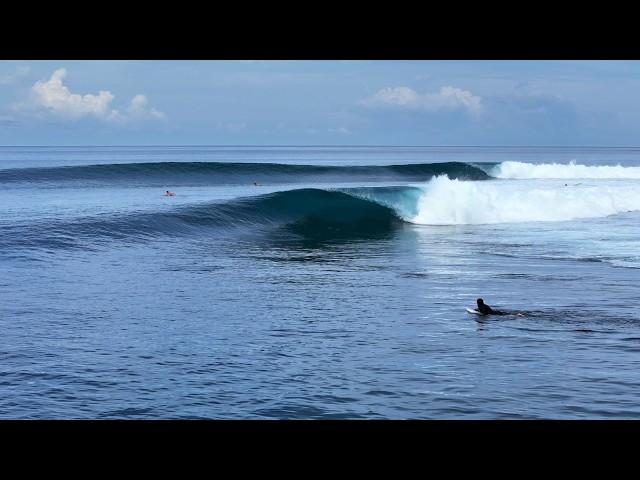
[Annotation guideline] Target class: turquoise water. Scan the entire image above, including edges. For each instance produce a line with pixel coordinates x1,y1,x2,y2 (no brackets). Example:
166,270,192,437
1,146,639,418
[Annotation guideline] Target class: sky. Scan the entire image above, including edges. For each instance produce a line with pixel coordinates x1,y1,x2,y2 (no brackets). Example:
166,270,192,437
1,60,640,146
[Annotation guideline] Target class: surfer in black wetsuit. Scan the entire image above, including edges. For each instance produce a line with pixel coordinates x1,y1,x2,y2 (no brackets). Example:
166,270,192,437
476,298,507,316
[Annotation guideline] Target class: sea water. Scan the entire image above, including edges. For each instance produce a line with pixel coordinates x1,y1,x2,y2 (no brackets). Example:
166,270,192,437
1,146,639,419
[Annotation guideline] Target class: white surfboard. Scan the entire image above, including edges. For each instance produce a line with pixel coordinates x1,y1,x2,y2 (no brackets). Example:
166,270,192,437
466,308,482,315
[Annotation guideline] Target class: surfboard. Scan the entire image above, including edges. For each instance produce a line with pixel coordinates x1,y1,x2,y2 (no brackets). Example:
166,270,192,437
466,308,482,315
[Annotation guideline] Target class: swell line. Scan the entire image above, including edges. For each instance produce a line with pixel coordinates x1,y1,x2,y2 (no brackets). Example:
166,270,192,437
0,161,492,186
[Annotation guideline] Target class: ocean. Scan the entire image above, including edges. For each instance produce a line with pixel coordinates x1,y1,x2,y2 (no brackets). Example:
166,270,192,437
1,146,639,419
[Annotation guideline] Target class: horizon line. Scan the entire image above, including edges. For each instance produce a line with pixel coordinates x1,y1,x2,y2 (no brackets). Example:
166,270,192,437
1,144,640,149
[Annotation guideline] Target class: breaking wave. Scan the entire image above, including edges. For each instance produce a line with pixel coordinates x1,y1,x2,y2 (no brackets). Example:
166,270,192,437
491,161,640,179
2,188,409,251
5,174,640,254
409,175,640,224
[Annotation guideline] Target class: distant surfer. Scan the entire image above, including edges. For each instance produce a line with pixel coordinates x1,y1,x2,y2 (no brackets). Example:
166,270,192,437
475,298,525,317
253,181,261,186
164,190,176,196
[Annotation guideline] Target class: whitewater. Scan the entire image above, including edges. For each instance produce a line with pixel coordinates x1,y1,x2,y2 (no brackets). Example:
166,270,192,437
405,175,640,224
1,146,640,419
492,160,640,179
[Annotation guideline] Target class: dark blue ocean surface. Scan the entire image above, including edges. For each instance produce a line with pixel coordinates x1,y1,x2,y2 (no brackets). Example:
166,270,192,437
1,146,639,419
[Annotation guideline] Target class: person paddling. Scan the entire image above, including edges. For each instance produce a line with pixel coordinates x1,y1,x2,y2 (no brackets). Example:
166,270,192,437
476,298,525,317
476,298,507,316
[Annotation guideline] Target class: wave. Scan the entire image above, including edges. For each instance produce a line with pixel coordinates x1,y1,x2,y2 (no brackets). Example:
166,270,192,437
8,160,639,187
3,188,409,252
491,161,640,179
6,176,640,254
0,161,490,186
409,175,640,224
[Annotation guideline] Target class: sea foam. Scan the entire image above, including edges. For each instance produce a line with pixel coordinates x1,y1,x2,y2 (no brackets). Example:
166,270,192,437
491,161,640,179
409,175,640,225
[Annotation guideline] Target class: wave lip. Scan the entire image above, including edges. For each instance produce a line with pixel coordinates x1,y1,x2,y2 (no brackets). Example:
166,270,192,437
492,161,640,179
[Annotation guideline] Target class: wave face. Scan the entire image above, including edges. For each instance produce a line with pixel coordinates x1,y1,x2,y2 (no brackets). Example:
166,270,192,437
409,176,640,225
0,161,490,186
4,188,408,252
492,161,640,179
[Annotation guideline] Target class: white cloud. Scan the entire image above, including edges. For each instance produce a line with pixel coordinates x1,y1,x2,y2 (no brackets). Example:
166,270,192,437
32,69,115,119
108,94,167,124
361,85,483,115
28,68,165,124
128,94,165,120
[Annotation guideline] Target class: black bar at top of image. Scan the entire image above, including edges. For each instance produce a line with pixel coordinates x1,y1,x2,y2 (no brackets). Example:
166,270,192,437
1,8,639,60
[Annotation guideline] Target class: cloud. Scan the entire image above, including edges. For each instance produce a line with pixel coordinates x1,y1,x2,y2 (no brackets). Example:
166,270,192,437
108,94,167,124
31,69,115,119
361,85,483,115
28,68,165,124
128,94,165,120
0,66,31,85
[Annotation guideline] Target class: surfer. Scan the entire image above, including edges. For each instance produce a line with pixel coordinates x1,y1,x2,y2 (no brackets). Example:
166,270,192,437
253,181,261,186
476,298,526,317
164,190,176,196
476,298,507,316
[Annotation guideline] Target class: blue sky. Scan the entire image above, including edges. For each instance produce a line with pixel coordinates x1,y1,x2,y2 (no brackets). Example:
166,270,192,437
1,60,640,146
